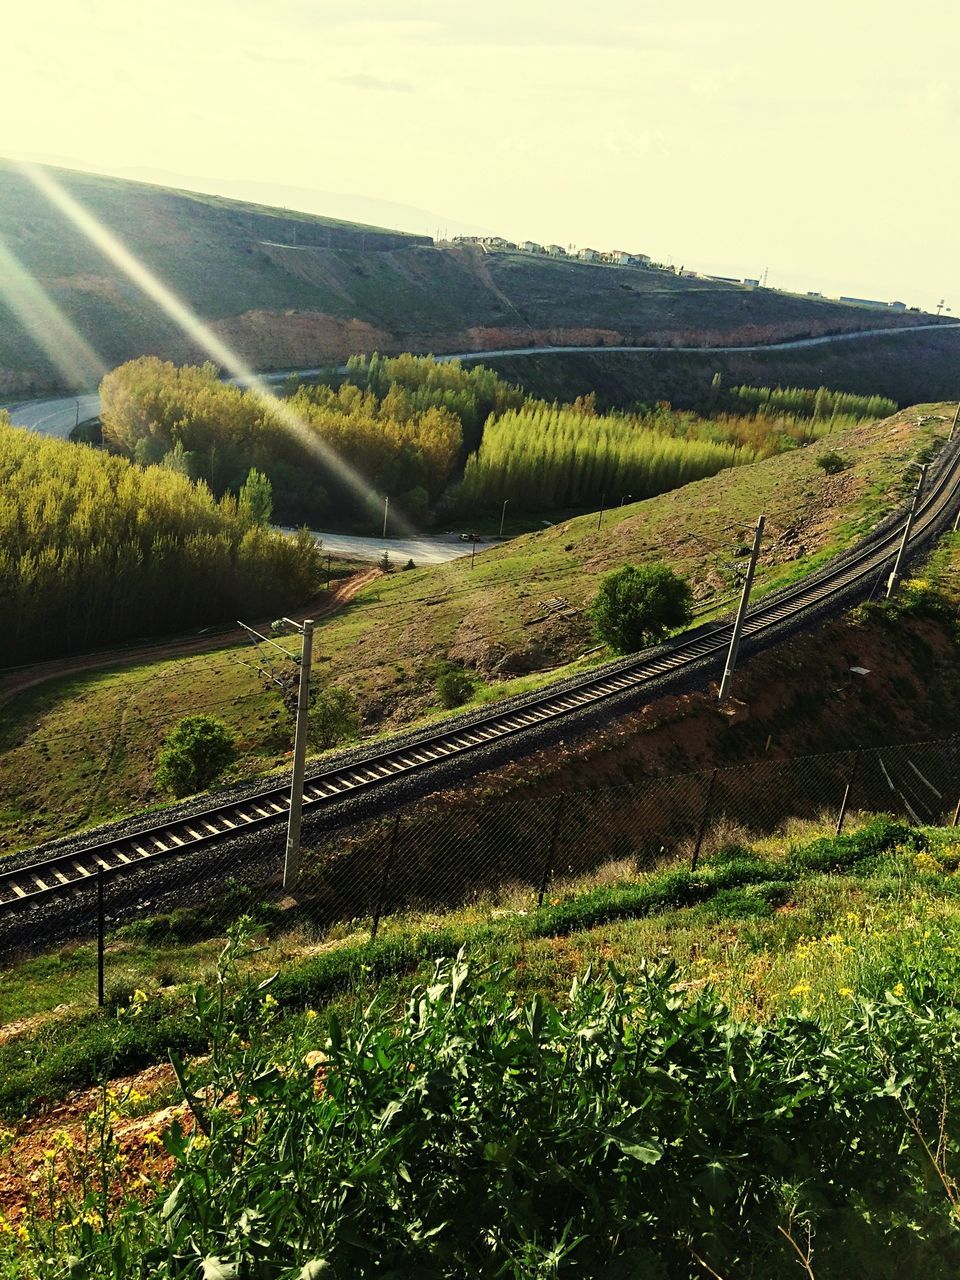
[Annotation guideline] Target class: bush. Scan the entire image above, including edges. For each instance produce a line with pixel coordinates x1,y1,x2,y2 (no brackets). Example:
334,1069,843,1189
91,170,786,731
155,715,236,797
308,685,360,750
435,663,474,709
816,450,847,474
14,943,960,1276
590,563,693,654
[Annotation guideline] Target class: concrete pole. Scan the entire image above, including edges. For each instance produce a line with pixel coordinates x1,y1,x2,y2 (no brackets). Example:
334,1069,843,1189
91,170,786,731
282,619,314,892
596,495,606,531
950,401,960,442
382,496,389,540
718,515,765,705
886,465,927,599
499,499,509,538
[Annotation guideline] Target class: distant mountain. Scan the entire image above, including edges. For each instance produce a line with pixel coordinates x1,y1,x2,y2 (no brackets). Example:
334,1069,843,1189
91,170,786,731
0,160,942,399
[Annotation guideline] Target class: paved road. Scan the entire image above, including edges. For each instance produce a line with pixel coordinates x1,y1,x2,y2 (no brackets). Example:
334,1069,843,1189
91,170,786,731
280,527,476,564
4,322,959,439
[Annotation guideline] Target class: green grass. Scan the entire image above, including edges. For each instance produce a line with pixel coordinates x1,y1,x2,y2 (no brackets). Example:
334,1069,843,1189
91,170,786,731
3,814,959,1119
0,404,950,855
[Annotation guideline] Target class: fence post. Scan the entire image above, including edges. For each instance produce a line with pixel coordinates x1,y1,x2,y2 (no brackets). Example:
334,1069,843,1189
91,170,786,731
537,796,566,908
953,793,960,829
97,869,105,1009
370,813,402,942
835,748,862,836
691,770,718,871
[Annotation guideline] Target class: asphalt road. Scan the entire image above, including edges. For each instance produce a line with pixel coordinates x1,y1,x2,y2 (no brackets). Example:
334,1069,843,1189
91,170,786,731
281,527,476,564
4,322,959,439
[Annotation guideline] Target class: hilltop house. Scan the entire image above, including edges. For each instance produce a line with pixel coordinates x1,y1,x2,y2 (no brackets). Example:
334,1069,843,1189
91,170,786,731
519,240,544,254
545,244,566,256
577,247,600,262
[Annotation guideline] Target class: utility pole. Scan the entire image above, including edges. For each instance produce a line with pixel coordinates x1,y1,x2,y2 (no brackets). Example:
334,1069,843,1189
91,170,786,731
499,498,510,538
718,515,764,705
950,401,960,443
74,399,80,429
597,494,606,532
382,496,389,541
886,464,927,599
471,539,477,569
283,618,314,892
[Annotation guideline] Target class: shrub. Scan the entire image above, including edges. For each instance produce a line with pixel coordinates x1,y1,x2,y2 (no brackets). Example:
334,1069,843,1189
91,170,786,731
590,563,693,653
435,663,474,709
155,715,236,797
13,943,960,1277
308,685,360,750
816,450,847,474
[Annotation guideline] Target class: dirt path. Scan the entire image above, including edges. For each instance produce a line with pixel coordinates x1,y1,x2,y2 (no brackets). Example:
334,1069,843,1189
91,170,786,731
0,569,380,715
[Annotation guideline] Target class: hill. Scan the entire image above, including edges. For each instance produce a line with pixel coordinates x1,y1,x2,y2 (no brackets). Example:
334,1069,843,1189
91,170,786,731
0,403,950,854
0,161,942,397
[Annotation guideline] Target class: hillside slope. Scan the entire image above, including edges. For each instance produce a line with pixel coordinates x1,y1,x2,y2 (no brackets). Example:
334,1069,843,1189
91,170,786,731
0,403,950,853
0,161,937,396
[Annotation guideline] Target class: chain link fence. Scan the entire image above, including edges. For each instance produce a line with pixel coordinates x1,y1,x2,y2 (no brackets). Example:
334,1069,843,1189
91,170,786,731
2,734,959,1017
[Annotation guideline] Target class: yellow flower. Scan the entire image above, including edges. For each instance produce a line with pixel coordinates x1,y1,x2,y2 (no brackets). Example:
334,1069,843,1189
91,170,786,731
305,1009,319,1021
263,993,278,1010
790,982,811,997
892,981,906,997
838,987,854,997
143,1131,163,1147
132,989,149,1005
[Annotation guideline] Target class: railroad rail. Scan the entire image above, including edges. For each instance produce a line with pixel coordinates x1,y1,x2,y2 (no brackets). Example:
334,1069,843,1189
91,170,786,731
3,437,959,914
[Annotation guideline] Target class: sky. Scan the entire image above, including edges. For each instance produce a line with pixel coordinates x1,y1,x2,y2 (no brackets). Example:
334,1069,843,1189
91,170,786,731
3,0,959,310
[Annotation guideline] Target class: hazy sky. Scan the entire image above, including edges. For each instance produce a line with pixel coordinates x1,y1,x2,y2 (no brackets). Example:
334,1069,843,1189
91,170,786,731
4,0,958,310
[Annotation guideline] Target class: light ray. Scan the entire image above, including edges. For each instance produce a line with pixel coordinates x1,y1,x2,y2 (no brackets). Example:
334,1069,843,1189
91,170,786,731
20,163,415,533
0,234,106,393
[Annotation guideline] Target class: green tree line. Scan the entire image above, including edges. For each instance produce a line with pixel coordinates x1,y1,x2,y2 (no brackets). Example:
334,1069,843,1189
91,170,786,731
0,416,322,664
458,403,755,510
99,358,468,525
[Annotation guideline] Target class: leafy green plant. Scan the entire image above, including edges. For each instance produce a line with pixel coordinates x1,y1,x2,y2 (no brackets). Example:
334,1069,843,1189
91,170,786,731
308,685,360,750
155,715,236,797
589,563,693,653
435,661,475,709
817,450,848,474
8,935,960,1277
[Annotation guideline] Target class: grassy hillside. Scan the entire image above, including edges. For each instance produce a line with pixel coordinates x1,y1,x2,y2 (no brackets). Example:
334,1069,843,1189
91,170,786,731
0,404,950,854
0,161,938,396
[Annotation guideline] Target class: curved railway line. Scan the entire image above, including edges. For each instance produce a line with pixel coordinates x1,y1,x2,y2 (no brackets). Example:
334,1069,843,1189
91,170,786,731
3,434,960,916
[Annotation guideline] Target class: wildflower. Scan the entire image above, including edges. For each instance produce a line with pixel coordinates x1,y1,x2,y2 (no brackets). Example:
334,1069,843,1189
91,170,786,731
839,987,854,997
0,1216,12,1236
892,981,906,997
132,988,149,1005
263,993,278,1010
305,1009,319,1021
789,982,811,997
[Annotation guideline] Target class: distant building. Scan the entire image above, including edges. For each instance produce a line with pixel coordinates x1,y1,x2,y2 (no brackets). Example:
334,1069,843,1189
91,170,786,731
703,274,740,285
840,296,889,309
545,244,566,257
889,300,907,311
605,250,652,267
679,268,700,278
577,247,601,262
806,290,823,297
519,240,544,254
743,277,760,288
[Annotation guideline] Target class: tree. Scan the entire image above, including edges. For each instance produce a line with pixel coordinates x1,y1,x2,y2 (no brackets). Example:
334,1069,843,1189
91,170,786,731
155,715,236,797
589,563,693,654
238,468,273,525
308,686,360,750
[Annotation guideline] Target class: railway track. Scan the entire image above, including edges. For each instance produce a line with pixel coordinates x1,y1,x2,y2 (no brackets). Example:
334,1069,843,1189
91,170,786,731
3,436,960,914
